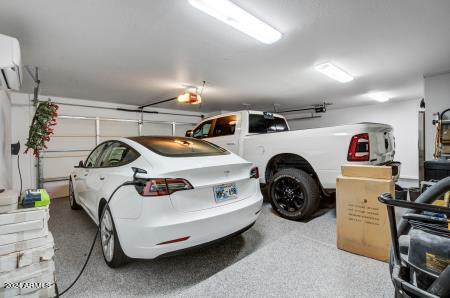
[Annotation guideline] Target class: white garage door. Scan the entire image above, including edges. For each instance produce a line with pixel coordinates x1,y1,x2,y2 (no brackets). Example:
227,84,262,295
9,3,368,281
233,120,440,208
40,115,195,198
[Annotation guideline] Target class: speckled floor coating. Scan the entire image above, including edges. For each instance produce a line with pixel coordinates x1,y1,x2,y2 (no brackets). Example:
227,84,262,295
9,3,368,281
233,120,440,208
49,196,393,297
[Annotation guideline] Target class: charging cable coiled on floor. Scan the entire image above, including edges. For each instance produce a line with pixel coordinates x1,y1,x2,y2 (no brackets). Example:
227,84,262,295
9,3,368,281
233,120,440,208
55,176,144,297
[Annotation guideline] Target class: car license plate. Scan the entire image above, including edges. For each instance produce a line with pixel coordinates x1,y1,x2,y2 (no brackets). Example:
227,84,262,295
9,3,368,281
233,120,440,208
213,183,238,203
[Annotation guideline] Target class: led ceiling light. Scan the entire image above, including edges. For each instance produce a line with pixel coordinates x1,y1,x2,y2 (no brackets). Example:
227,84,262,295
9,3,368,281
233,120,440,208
315,62,354,83
368,92,390,102
188,0,282,44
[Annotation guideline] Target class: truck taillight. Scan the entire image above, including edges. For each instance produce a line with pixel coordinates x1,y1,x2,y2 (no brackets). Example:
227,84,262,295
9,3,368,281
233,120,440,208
136,178,193,196
347,133,370,161
250,167,259,179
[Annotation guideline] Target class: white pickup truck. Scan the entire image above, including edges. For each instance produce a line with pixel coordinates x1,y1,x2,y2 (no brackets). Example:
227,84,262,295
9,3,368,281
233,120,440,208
186,110,400,220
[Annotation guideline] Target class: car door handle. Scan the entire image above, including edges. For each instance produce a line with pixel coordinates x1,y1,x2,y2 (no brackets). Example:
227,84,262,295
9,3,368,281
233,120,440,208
226,142,236,145
84,173,88,177
73,174,77,178
99,177,105,180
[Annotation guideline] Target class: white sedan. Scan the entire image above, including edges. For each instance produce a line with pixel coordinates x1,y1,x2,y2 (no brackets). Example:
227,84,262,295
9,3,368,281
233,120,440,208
69,136,263,267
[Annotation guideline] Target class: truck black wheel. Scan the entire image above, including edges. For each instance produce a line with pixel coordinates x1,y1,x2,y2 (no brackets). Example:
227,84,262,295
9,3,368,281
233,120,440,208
269,168,320,220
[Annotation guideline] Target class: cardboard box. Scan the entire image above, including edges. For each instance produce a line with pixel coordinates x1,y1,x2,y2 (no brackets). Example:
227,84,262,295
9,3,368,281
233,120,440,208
341,164,392,180
336,165,394,262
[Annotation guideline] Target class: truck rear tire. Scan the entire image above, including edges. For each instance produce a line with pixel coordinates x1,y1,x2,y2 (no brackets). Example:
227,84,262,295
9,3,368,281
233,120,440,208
269,168,320,220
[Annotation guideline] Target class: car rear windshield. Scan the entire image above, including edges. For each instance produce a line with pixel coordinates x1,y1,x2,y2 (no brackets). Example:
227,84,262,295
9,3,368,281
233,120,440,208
128,136,230,157
249,114,289,134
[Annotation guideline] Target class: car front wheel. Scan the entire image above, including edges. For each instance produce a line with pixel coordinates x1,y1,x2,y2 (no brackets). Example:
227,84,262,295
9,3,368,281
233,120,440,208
269,168,320,220
100,205,128,268
69,179,81,210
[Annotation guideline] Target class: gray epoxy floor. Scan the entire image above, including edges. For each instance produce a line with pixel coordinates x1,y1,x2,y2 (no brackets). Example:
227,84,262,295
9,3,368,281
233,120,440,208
49,196,393,297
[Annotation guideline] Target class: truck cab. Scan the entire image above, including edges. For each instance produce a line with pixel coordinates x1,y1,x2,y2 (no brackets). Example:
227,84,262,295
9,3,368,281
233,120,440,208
188,111,288,155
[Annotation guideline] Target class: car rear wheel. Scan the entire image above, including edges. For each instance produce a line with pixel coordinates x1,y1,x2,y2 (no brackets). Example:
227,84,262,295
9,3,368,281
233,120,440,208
269,168,320,220
69,179,81,210
100,205,128,268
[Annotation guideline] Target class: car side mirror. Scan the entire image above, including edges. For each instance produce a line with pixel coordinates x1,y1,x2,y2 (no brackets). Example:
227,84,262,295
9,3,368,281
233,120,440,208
75,160,84,168
185,130,193,137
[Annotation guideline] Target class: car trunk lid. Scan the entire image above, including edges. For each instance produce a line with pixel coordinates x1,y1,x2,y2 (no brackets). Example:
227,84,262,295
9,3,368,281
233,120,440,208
162,156,256,212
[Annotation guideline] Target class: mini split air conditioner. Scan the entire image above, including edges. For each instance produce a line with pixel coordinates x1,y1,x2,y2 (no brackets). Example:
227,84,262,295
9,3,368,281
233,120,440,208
0,34,22,91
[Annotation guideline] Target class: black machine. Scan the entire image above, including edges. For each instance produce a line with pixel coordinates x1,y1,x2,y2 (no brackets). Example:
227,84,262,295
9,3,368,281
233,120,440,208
379,177,450,298
424,160,450,181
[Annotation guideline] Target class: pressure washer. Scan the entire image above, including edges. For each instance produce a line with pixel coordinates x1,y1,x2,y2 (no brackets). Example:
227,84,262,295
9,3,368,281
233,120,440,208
379,177,450,297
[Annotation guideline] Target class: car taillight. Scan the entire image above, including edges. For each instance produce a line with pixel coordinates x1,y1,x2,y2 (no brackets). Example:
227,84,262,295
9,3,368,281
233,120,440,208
347,133,370,161
250,166,259,179
136,178,193,196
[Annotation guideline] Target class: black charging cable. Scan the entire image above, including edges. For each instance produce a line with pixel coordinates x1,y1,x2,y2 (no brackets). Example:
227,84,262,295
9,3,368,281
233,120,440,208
55,179,143,297
10,141,22,198
17,154,22,196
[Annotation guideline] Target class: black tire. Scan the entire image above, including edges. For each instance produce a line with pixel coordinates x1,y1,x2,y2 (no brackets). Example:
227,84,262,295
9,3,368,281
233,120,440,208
69,179,81,210
99,205,129,268
269,168,320,220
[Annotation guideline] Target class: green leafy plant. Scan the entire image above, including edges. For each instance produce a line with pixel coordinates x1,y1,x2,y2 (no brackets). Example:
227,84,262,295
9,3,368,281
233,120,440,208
25,100,59,157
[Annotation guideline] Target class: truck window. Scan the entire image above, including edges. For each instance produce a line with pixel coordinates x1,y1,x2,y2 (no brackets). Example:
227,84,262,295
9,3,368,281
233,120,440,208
192,120,212,139
212,115,237,137
249,114,288,134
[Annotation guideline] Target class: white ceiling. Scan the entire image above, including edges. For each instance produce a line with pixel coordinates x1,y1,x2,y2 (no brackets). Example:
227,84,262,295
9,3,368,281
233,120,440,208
0,0,449,111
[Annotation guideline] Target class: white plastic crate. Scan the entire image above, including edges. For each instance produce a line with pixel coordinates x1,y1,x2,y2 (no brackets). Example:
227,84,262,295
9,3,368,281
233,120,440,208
0,194,55,297
0,191,18,207
0,207,50,247
0,235,54,273
0,259,55,286
0,234,53,257
0,262,55,297
0,209,48,226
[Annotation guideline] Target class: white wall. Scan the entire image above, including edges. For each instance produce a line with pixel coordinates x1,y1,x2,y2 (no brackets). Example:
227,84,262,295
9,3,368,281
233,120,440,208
11,92,203,197
424,72,450,160
0,90,12,189
287,99,420,180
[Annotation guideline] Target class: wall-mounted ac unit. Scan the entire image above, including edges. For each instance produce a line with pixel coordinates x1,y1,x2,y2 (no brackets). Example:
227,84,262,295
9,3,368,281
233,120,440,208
0,34,22,91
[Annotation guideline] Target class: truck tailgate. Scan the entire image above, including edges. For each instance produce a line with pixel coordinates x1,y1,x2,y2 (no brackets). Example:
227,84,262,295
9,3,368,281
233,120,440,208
366,123,395,164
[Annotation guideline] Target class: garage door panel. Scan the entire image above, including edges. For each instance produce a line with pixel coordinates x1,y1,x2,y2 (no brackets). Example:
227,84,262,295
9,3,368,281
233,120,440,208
100,120,138,137
142,123,172,136
42,117,188,198
99,136,122,143
53,118,95,136
42,154,89,179
46,136,96,151
175,124,194,136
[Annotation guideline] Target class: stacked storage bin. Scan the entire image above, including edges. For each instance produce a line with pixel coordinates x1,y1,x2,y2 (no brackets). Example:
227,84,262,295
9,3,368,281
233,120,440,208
0,190,55,297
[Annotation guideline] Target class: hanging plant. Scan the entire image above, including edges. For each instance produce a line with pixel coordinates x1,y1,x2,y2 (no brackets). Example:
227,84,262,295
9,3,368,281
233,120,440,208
25,99,59,157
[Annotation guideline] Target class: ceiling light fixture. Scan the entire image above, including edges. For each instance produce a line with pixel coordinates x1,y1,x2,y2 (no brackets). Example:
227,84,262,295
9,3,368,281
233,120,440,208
188,0,282,44
177,91,202,104
368,92,390,102
315,62,354,83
